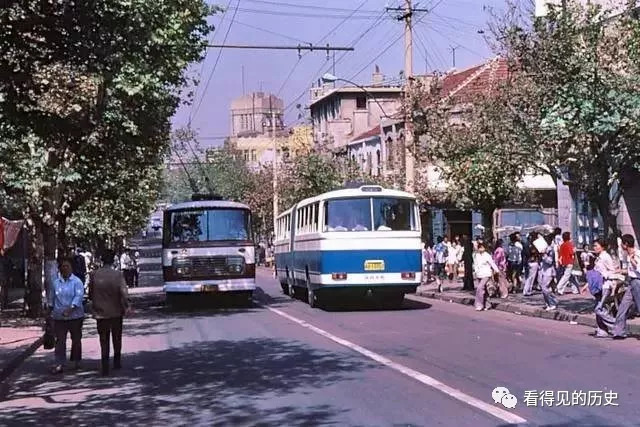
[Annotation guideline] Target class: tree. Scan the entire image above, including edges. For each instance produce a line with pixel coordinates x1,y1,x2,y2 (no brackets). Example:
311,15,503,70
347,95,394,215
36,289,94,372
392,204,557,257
408,73,534,238
67,166,163,252
0,1,214,316
492,0,640,240
278,152,363,211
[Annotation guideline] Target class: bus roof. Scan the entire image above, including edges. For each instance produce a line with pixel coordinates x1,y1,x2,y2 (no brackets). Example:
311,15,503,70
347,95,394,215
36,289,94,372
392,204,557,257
165,200,250,212
276,186,416,220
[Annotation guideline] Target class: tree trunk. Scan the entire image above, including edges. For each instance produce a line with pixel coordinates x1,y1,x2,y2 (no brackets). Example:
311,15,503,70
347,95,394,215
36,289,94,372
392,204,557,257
595,190,621,250
481,209,494,244
57,215,68,255
25,220,43,318
42,220,58,314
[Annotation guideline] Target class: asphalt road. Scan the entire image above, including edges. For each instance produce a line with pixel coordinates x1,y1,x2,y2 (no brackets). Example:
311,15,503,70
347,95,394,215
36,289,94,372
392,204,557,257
1,268,639,426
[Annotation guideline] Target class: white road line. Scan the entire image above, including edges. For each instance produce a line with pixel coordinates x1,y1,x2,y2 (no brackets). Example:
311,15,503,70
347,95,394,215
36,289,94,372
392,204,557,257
265,305,527,425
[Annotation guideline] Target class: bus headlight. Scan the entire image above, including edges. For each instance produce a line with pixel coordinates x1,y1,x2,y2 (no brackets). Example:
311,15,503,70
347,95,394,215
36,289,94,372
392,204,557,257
173,257,193,276
226,257,245,274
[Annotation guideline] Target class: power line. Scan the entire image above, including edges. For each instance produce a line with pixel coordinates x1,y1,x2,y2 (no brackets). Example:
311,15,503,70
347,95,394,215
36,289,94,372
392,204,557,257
347,9,431,81
317,0,369,45
425,22,488,59
191,0,240,121
431,12,480,29
282,10,388,114
242,0,382,14
275,1,368,106
277,57,302,96
413,26,431,72
190,0,233,123
233,19,311,44
227,6,384,20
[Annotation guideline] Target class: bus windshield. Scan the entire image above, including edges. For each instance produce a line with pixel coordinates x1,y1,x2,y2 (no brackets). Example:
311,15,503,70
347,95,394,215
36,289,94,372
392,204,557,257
324,197,416,232
167,208,251,243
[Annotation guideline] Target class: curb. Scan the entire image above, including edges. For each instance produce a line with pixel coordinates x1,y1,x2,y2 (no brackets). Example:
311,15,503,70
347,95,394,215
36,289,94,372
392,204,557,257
0,336,43,385
417,291,640,335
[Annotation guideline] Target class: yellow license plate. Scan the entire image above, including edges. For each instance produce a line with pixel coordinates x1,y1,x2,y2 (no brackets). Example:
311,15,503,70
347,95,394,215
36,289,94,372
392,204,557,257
364,260,385,271
202,284,218,292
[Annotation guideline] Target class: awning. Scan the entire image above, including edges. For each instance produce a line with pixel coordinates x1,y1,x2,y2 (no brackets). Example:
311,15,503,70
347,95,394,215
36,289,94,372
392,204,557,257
2,217,25,250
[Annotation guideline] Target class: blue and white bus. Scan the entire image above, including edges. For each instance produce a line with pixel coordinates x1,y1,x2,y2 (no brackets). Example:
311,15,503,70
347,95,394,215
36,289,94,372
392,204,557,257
274,185,422,308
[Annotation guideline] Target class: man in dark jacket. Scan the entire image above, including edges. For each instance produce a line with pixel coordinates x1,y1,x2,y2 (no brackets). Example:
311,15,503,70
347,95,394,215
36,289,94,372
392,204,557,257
89,250,130,376
72,248,87,286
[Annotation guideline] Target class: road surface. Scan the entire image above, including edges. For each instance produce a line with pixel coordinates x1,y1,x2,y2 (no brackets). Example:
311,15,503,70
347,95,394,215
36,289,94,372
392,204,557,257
1,268,639,426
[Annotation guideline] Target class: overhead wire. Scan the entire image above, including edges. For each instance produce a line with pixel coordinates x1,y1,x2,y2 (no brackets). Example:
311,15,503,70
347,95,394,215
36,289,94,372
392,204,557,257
242,0,382,14
233,19,311,44
227,6,383,20
189,0,234,123
282,9,388,114
191,0,241,121
346,10,431,82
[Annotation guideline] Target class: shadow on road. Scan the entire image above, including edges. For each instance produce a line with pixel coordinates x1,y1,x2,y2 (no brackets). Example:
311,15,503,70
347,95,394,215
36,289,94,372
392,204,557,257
254,288,432,313
1,337,374,425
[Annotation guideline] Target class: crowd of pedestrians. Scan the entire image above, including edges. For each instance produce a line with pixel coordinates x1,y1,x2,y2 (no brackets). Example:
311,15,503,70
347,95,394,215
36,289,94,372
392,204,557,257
422,228,640,339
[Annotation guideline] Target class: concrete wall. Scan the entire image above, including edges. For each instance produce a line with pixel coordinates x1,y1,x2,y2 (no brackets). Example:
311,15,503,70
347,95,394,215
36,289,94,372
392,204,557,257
347,136,383,176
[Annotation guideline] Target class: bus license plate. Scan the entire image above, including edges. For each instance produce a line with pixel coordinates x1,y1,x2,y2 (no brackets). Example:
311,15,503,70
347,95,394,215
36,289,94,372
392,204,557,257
364,260,385,271
202,285,218,292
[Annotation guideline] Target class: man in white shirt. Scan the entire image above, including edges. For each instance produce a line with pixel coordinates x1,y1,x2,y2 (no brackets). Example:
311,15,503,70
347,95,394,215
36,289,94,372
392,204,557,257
473,242,500,311
610,234,640,339
120,248,136,288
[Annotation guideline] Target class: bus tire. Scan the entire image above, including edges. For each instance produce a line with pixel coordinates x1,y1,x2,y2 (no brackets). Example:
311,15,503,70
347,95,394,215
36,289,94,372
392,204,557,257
306,275,320,308
281,283,289,295
307,287,316,308
288,279,296,300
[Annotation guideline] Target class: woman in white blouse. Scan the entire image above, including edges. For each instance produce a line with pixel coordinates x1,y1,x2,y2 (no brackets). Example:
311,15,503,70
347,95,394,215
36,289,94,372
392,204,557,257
593,238,625,338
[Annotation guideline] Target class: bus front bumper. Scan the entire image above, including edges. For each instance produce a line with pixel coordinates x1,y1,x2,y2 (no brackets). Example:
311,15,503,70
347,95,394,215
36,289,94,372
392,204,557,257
164,278,256,293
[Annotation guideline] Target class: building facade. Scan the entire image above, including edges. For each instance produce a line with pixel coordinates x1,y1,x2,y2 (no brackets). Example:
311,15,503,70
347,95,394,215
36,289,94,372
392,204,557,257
227,125,313,170
308,67,403,153
230,92,284,137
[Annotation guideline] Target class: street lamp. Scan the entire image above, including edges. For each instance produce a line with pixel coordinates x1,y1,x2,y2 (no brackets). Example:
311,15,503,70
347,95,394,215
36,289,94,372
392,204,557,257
321,73,392,119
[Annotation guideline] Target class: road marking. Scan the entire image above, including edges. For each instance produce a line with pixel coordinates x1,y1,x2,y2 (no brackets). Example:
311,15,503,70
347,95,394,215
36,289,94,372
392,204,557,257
265,305,527,425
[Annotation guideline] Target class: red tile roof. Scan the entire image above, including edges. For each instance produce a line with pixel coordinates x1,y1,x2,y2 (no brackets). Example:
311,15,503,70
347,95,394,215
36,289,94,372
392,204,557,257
350,125,381,143
430,57,512,102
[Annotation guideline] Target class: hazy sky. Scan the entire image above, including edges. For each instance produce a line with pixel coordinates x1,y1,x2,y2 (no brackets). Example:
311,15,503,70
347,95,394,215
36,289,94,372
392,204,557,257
173,0,506,147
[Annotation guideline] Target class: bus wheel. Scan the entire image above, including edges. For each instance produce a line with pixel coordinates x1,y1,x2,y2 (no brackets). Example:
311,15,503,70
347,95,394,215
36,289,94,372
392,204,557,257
281,283,289,295
307,287,317,308
288,280,296,299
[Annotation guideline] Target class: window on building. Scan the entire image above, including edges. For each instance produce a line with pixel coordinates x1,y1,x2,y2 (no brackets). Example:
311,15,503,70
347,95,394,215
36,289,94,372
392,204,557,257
251,149,257,162
356,95,367,110
243,150,249,161
376,149,381,176
366,152,373,176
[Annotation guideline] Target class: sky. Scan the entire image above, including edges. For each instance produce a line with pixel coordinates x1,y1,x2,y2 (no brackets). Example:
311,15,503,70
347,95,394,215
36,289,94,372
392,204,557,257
172,0,507,148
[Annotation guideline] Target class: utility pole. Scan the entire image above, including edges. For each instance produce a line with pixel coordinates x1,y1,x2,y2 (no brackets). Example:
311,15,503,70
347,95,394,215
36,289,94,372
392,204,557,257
450,45,460,68
403,0,415,193
386,1,429,193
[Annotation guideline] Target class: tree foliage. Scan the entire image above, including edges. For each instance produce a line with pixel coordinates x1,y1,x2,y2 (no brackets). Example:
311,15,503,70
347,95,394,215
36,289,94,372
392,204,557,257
491,0,640,237
0,1,214,315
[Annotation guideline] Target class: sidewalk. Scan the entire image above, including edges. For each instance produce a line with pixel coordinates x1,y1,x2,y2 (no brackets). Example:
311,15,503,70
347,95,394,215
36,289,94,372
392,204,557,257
0,292,43,384
0,287,164,387
416,279,640,334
